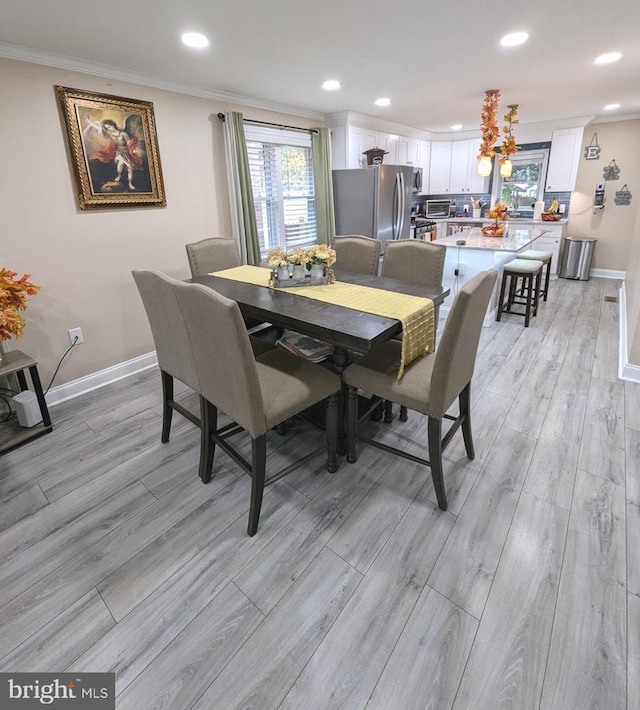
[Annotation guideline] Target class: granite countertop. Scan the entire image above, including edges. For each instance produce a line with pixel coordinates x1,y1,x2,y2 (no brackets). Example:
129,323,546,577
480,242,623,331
434,228,546,252
444,217,567,226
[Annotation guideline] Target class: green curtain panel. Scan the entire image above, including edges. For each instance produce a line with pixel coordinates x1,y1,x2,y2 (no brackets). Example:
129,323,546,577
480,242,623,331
311,127,336,246
222,111,261,265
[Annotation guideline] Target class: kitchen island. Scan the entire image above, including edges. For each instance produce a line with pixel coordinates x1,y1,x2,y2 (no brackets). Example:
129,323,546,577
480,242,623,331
435,227,547,325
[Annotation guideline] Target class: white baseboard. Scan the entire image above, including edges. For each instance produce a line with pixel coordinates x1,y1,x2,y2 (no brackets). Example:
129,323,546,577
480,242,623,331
618,282,640,383
591,268,626,280
45,351,158,407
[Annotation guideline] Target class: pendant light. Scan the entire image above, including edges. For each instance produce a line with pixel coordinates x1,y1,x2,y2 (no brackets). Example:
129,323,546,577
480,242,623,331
478,155,493,176
500,159,513,178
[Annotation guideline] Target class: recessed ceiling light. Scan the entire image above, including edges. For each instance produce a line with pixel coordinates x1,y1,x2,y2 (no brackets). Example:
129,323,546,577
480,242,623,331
322,79,341,90
375,98,391,107
451,124,462,130
181,32,209,49
500,31,529,47
604,103,621,111
594,52,621,65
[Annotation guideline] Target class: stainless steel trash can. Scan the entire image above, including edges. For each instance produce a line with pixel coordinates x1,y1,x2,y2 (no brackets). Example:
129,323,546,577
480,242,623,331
559,236,597,280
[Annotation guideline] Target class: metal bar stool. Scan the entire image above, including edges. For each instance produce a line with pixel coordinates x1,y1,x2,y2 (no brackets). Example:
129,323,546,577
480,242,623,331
496,258,544,327
516,249,553,301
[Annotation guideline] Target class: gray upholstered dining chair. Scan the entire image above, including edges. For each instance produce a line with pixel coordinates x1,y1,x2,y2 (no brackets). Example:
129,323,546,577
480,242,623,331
343,268,497,511
174,279,343,536
333,235,381,275
185,237,242,278
381,239,447,422
132,270,273,449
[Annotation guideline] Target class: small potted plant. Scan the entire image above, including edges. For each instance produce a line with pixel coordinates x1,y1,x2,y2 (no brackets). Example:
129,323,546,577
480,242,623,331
305,244,337,278
0,268,41,367
287,248,308,279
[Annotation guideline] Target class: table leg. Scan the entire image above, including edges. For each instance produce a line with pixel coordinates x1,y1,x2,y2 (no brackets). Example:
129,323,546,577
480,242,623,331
16,370,28,392
331,347,350,455
28,364,52,428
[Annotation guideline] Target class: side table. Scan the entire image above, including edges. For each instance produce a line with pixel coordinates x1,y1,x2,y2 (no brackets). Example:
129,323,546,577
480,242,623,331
0,349,53,454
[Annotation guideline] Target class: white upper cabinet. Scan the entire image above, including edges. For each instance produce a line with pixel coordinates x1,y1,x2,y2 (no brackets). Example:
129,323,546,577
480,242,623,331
346,126,379,168
376,132,398,165
428,142,453,193
429,139,487,194
396,136,421,166
545,127,584,192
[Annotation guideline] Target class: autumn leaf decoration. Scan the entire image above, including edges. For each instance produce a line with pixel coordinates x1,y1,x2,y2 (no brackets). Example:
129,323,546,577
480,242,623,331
499,104,519,164
478,89,501,160
0,268,41,341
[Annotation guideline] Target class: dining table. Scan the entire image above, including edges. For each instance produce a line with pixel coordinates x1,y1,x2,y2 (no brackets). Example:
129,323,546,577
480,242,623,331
191,268,450,371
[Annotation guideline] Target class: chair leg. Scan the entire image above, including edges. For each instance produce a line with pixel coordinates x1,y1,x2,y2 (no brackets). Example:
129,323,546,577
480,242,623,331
496,272,508,321
524,273,533,327
399,405,408,422
346,385,358,464
534,268,542,315
326,393,339,473
542,261,551,301
384,399,394,423
160,370,173,443
199,397,217,483
427,417,447,511
459,383,475,460
247,435,267,536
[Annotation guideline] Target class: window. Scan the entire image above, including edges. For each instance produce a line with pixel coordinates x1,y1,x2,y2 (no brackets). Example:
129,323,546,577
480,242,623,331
245,126,316,259
491,149,549,216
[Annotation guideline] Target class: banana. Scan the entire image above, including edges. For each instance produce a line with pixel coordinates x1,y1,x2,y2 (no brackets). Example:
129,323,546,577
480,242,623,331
549,199,559,213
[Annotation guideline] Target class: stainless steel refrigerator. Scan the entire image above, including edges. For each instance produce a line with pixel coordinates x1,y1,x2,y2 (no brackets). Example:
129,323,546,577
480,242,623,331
332,165,413,252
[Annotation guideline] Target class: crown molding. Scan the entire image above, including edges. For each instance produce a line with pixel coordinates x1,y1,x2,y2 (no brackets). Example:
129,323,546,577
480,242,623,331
0,41,325,122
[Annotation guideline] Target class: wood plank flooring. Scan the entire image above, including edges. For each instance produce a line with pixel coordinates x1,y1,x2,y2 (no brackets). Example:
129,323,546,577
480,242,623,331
0,276,637,709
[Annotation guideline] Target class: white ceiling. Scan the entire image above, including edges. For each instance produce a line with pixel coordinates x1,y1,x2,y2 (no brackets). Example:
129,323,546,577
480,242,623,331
1,0,639,134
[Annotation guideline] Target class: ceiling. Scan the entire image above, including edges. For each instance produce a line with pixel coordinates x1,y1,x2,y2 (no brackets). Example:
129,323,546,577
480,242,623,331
1,0,639,134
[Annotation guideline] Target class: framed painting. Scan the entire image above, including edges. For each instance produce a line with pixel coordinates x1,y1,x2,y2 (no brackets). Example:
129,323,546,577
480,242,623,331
55,85,166,209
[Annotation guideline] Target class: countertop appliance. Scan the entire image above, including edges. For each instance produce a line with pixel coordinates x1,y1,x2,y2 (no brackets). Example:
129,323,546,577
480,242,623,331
332,165,413,252
424,199,456,218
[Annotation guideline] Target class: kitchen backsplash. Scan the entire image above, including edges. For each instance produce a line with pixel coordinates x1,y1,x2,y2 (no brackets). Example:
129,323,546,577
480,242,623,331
413,192,571,217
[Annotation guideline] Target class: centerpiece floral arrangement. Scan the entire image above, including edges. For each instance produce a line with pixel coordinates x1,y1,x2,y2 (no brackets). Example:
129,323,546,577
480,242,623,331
266,245,336,286
0,268,41,345
481,201,510,236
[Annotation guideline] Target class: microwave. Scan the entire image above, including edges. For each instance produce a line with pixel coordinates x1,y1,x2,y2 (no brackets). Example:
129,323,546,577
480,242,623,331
412,167,423,194
424,199,455,218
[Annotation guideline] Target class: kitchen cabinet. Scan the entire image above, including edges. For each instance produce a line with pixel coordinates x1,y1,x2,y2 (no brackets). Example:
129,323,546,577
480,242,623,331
429,139,488,195
376,132,398,165
396,136,420,166
545,127,584,192
347,126,379,168
428,142,453,193
532,223,564,275
418,140,431,194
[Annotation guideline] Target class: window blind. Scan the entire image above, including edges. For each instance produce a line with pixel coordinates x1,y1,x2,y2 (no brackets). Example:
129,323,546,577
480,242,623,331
245,127,317,258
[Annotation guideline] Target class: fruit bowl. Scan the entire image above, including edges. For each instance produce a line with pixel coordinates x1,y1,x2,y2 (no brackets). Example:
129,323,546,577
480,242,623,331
541,212,562,221
481,224,505,237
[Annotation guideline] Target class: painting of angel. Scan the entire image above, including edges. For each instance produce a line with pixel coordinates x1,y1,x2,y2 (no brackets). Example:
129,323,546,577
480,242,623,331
55,86,166,209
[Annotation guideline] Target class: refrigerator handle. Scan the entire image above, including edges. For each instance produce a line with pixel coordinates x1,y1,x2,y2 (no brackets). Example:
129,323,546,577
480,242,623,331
397,172,405,238
393,172,401,240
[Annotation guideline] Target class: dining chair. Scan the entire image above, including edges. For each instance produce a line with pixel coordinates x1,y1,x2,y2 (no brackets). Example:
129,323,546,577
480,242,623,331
174,280,342,536
381,239,447,422
132,270,274,447
333,235,381,275
185,237,241,278
343,268,497,511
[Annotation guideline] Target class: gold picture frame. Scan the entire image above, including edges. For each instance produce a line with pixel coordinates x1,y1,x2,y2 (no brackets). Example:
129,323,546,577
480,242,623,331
55,85,166,209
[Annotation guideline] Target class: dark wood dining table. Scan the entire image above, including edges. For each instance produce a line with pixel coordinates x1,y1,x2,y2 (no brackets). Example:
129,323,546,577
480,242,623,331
191,269,450,369
190,268,450,461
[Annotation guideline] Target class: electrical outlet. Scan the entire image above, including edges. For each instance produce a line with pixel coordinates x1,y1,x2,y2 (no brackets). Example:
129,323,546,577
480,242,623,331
69,327,84,345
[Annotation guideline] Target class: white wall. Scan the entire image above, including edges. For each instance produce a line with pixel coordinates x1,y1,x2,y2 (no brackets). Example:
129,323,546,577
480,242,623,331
1,58,319,387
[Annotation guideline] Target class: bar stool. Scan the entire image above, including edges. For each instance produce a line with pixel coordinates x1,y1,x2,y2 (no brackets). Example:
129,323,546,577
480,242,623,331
496,258,544,327
517,249,553,301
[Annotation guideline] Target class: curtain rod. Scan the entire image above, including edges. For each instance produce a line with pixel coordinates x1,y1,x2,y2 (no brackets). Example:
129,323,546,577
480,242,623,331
217,112,318,134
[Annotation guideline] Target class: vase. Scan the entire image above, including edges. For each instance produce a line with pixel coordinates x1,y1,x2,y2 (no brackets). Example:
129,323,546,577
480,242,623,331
309,264,325,279
277,266,290,282
292,264,305,279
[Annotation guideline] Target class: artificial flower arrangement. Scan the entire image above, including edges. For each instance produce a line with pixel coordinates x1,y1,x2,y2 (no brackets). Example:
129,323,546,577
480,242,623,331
0,268,41,342
266,247,289,268
499,104,519,166
305,244,336,268
477,89,501,162
266,245,336,270
481,201,510,236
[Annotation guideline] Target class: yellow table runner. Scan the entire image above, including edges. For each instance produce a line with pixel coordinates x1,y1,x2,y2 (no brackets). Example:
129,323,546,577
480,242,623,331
209,265,434,379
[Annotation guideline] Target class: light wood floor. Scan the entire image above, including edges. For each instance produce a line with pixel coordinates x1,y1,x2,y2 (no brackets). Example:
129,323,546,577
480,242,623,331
0,276,637,709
